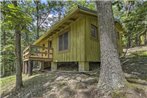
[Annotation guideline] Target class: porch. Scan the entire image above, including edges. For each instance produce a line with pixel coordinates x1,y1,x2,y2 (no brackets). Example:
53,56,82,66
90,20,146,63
22,45,53,75
23,45,53,61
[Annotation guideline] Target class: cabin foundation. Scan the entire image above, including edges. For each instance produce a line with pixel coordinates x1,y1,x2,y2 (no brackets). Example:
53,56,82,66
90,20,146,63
51,62,57,71
78,61,89,72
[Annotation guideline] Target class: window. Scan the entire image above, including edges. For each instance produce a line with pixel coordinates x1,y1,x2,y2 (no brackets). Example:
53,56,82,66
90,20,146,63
43,44,45,47
91,24,97,38
48,41,52,48
42,44,45,50
59,32,68,51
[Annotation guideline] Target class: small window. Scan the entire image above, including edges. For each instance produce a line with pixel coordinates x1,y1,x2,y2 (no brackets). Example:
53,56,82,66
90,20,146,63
59,32,68,51
42,44,45,50
91,24,97,38
59,35,63,51
43,44,45,47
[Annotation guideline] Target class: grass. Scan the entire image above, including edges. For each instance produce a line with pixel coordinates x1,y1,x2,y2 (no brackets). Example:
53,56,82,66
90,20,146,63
0,75,16,88
130,51,147,57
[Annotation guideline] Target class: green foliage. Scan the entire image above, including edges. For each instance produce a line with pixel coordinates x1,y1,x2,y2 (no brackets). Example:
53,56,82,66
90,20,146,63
113,0,147,47
1,1,32,77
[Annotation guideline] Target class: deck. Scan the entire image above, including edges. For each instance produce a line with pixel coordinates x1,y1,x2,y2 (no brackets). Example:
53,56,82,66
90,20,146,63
23,45,53,62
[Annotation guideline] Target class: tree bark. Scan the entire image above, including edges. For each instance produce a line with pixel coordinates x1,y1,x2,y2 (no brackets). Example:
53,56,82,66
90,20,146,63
15,29,23,89
2,31,6,77
145,31,147,45
13,1,23,89
127,33,132,48
35,0,39,39
96,1,125,92
135,34,140,46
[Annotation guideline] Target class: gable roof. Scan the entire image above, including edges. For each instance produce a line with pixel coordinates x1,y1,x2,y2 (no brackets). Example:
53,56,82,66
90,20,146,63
33,6,123,45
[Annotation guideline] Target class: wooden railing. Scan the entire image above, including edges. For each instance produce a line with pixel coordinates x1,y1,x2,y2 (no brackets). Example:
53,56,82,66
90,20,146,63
23,45,53,61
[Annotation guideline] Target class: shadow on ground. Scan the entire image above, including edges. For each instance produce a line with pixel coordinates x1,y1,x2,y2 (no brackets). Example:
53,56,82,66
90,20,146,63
2,71,57,98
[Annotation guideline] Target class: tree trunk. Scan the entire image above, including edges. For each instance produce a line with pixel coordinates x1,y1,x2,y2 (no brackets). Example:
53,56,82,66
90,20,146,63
96,1,125,92
135,34,140,46
15,29,23,89
2,31,6,77
13,1,23,89
145,31,147,45
35,0,39,39
127,33,132,48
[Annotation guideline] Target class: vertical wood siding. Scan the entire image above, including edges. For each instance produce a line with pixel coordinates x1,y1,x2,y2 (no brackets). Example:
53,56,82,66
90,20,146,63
52,15,86,62
85,15,100,62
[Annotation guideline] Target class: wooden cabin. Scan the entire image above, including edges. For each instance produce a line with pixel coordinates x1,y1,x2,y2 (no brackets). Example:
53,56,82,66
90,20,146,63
23,6,124,74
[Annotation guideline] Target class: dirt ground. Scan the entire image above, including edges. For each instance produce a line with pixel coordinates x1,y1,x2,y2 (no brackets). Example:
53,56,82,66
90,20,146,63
1,46,147,98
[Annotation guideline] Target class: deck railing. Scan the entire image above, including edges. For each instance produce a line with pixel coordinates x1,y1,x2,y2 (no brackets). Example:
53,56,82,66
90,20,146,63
23,45,53,61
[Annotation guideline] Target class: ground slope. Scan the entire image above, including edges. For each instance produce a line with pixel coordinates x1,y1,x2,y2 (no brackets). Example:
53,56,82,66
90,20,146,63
1,46,147,98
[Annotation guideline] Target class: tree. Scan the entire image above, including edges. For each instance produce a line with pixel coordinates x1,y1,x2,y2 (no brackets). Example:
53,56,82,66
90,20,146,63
12,1,23,89
113,0,147,47
1,0,32,88
95,1,126,92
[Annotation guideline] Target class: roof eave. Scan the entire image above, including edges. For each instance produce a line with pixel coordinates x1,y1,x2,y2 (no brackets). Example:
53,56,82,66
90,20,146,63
33,7,80,45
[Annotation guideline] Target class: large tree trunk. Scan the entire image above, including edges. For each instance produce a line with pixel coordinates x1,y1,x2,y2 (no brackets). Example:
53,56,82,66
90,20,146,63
96,1,125,92
13,1,23,89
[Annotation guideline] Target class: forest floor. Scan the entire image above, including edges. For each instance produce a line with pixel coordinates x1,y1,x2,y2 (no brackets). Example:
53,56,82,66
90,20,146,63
1,46,147,98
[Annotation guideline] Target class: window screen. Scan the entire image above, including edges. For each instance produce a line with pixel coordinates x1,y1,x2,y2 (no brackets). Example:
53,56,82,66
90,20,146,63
64,32,68,50
59,32,68,51
91,24,97,38
59,35,63,51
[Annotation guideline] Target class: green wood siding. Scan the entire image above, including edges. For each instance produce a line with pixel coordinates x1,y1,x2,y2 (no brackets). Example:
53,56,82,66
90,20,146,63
52,15,86,62
85,15,100,62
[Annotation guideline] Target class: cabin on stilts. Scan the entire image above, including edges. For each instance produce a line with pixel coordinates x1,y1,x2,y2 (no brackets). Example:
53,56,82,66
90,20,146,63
22,6,124,75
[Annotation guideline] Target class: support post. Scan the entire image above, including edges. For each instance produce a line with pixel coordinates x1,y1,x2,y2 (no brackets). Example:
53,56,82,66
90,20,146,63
28,60,33,76
51,62,57,71
78,61,89,72
22,61,25,74
39,61,44,71
24,61,28,74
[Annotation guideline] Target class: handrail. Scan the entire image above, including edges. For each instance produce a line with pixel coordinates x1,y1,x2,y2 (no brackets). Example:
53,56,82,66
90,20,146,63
23,45,53,61
23,45,30,53
30,45,49,49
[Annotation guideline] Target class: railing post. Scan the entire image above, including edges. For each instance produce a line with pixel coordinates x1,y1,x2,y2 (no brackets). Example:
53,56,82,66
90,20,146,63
48,48,49,59
29,45,31,58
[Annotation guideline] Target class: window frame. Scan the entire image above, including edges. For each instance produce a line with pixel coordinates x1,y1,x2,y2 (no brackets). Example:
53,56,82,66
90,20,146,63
58,32,69,51
90,24,98,39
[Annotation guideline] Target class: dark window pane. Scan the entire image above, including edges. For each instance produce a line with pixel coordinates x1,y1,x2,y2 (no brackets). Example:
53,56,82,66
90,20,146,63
64,32,68,50
59,32,69,51
48,41,52,48
59,35,63,51
91,25,97,38
42,44,45,50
